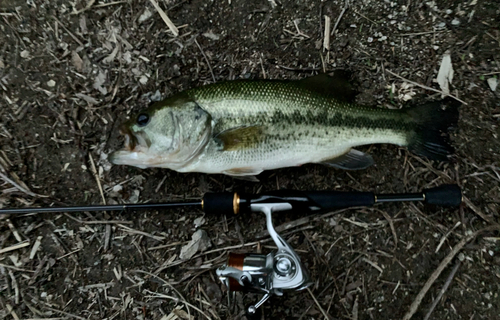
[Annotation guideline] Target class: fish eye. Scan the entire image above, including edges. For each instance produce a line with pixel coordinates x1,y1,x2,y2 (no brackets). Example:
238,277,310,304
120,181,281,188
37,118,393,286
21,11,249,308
137,113,150,127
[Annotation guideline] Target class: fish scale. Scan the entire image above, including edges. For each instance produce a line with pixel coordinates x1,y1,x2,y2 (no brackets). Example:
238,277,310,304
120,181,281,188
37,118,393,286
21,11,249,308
109,74,459,178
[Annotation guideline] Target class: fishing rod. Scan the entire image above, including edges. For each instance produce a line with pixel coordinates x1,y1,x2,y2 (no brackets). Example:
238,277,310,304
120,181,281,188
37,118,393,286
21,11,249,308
0,184,462,216
0,184,462,316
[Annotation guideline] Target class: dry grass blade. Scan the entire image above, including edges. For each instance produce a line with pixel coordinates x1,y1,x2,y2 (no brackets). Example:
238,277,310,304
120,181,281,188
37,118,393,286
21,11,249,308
148,0,179,36
402,225,500,320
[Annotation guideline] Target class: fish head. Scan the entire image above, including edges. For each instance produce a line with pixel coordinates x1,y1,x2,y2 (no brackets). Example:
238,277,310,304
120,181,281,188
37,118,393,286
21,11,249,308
109,96,212,169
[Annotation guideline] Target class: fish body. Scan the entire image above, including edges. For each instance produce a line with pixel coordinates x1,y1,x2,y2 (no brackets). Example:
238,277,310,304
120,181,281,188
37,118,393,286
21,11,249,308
110,74,459,178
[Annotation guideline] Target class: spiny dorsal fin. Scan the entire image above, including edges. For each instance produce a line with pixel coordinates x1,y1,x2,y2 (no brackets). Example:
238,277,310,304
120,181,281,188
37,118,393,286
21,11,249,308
321,149,374,170
296,71,358,103
215,125,264,151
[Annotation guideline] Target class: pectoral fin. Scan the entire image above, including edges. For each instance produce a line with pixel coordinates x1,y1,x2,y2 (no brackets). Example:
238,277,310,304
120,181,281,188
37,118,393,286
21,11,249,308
215,125,264,151
321,149,374,170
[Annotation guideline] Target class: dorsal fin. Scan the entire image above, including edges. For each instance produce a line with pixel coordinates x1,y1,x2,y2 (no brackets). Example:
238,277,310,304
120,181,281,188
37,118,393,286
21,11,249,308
296,71,358,103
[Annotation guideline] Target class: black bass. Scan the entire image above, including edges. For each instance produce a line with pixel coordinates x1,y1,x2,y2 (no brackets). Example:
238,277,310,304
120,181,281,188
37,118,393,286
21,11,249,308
109,74,459,178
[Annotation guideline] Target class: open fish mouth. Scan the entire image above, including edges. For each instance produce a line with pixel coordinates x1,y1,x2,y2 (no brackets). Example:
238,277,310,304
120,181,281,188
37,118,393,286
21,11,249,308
109,125,152,168
120,124,150,152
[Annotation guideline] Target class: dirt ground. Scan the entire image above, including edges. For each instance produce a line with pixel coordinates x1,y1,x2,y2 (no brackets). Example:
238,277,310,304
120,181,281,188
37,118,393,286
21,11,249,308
1,0,499,319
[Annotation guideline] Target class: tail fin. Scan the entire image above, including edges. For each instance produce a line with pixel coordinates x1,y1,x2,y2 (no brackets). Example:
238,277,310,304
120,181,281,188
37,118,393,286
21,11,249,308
406,99,460,161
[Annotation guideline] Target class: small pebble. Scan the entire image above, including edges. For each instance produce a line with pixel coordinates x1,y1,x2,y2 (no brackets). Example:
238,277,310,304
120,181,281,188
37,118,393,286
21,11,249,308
139,75,148,85
20,50,30,58
458,252,465,261
47,80,56,87
452,18,460,26
367,37,373,43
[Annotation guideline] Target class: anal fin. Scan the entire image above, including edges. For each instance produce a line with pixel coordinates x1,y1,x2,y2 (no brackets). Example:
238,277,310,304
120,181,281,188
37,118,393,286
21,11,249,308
321,149,374,170
223,167,263,182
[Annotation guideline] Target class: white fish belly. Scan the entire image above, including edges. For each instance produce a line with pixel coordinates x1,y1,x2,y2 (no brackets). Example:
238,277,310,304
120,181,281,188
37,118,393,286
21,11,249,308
184,127,409,174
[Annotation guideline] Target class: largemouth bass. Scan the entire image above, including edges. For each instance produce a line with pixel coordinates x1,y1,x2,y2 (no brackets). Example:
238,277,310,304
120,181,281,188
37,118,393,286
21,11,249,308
109,73,459,179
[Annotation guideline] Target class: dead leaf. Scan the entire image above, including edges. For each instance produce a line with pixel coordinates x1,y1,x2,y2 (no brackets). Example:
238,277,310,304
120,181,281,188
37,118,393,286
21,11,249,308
436,52,454,97
179,229,212,260
102,45,119,64
75,93,99,105
93,70,108,95
72,51,84,72
487,77,498,92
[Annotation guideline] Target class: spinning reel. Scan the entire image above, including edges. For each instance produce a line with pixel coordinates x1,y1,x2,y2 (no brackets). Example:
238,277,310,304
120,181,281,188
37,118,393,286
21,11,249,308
216,202,312,315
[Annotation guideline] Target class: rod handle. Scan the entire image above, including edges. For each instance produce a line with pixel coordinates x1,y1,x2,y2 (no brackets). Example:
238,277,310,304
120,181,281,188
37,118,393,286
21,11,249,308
423,184,462,207
303,191,375,209
203,192,236,215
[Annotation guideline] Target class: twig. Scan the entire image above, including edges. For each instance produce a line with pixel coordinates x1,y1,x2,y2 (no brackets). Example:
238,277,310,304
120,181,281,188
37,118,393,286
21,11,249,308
377,208,398,249
0,171,45,197
0,241,30,254
145,292,211,320
323,15,331,51
148,0,179,36
9,270,19,304
94,1,127,8
71,0,95,15
50,16,84,46
6,304,20,320
29,236,42,259
402,225,499,320
89,153,106,205
435,222,461,253
385,69,467,105
134,269,192,317
331,0,349,36
307,287,331,319
423,261,461,320
42,306,86,320
463,196,497,225
194,38,216,83
0,262,34,272
117,224,165,241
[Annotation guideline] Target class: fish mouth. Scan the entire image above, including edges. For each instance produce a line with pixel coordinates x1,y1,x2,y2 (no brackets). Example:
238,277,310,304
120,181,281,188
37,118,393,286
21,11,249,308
109,125,152,168
119,124,150,152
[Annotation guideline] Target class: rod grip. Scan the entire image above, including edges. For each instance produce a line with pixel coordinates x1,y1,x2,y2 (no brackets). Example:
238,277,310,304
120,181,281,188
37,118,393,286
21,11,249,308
304,191,376,209
423,184,462,207
202,192,236,215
